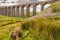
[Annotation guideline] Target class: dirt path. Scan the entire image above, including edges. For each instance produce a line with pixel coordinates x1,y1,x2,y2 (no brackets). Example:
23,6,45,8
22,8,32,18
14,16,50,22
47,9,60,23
0,22,22,30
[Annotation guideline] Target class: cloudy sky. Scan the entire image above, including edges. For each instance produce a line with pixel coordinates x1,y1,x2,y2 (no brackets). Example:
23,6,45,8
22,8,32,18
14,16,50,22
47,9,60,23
6,0,48,1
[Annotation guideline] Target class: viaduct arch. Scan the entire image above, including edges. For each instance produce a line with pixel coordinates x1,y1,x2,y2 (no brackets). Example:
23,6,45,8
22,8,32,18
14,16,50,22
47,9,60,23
0,1,56,17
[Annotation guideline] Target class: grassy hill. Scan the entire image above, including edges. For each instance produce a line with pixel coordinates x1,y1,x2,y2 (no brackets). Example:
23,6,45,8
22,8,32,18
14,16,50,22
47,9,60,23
0,0,60,40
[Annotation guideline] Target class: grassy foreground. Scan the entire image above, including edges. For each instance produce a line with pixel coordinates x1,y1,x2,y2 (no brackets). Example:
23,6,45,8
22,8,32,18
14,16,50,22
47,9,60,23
0,15,24,26
0,16,60,40
20,16,60,40
0,15,24,40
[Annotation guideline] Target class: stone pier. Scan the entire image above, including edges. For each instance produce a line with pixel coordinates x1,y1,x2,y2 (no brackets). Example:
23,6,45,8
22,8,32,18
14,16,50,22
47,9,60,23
26,5,30,17
33,5,36,15
15,6,20,17
21,6,24,17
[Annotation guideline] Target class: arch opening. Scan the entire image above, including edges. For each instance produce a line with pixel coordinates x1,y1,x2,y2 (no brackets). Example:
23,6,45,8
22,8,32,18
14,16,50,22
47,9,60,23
24,6,26,16
36,5,41,14
30,5,33,16
44,4,51,9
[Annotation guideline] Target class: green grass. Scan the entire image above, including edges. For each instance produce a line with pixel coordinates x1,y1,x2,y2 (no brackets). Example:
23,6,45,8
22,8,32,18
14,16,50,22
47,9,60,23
0,15,24,26
0,26,17,40
20,16,60,40
51,1,60,13
0,15,24,40
1,16,60,40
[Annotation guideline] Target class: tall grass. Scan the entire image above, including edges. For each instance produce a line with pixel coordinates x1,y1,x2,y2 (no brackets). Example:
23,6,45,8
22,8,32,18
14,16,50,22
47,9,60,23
20,16,60,40
0,26,17,40
51,1,60,13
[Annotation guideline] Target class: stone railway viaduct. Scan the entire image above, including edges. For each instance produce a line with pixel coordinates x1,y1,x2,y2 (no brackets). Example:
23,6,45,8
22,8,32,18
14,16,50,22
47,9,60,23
0,0,56,17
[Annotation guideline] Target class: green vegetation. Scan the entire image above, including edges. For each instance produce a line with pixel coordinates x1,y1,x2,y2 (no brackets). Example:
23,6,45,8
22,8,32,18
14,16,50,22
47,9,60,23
0,15,23,40
20,16,60,40
0,15,24,26
51,1,60,13
1,16,60,40
19,1,60,40
0,26,16,40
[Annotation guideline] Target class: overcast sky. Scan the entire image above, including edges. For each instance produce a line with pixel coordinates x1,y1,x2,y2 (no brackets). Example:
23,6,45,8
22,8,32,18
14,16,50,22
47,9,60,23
1,0,51,1
6,0,47,1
